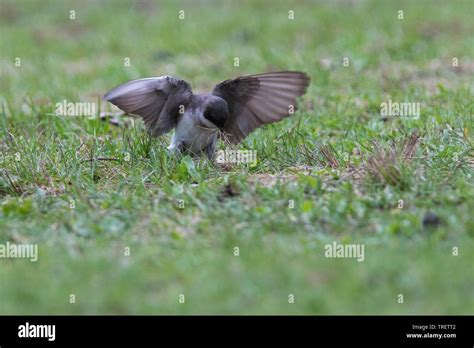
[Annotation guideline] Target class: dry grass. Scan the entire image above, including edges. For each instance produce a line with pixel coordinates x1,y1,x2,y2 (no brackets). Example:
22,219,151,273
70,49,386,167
367,132,420,188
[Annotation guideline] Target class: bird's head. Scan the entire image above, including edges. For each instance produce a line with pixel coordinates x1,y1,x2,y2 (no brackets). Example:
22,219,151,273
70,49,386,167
203,96,229,129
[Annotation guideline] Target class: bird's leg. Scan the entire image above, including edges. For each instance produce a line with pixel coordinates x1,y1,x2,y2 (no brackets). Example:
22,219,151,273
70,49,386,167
203,136,217,160
167,132,186,154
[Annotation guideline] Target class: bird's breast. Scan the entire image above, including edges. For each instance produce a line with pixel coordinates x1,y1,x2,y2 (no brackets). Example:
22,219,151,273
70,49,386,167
172,109,217,153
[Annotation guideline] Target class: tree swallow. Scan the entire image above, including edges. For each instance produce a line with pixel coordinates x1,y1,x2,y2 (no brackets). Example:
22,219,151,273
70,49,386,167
104,71,310,158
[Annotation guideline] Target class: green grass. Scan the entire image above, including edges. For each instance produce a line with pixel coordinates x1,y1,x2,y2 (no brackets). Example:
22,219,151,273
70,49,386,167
0,0,473,314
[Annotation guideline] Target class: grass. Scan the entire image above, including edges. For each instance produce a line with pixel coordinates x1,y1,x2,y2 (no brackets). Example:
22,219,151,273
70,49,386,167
0,0,473,314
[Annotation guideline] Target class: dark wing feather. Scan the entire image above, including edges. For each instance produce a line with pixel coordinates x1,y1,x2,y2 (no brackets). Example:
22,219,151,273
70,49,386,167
104,76,193,136
212,71,310,144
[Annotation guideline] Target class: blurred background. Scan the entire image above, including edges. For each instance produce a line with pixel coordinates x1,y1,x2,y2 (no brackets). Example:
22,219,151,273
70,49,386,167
1,0,472,104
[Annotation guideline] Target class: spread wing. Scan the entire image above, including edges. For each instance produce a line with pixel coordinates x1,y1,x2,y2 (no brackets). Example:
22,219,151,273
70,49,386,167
104,76,193,136
212,71,310,144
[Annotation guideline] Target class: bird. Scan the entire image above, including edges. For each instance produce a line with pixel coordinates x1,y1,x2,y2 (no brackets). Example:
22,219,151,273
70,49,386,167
104,71,310,158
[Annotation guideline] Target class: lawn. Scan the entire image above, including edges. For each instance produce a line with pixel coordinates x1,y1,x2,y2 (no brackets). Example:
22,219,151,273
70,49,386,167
0,0,473,314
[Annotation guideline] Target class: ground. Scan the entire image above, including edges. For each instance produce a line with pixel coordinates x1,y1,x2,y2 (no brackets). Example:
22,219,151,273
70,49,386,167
0,0,473,314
